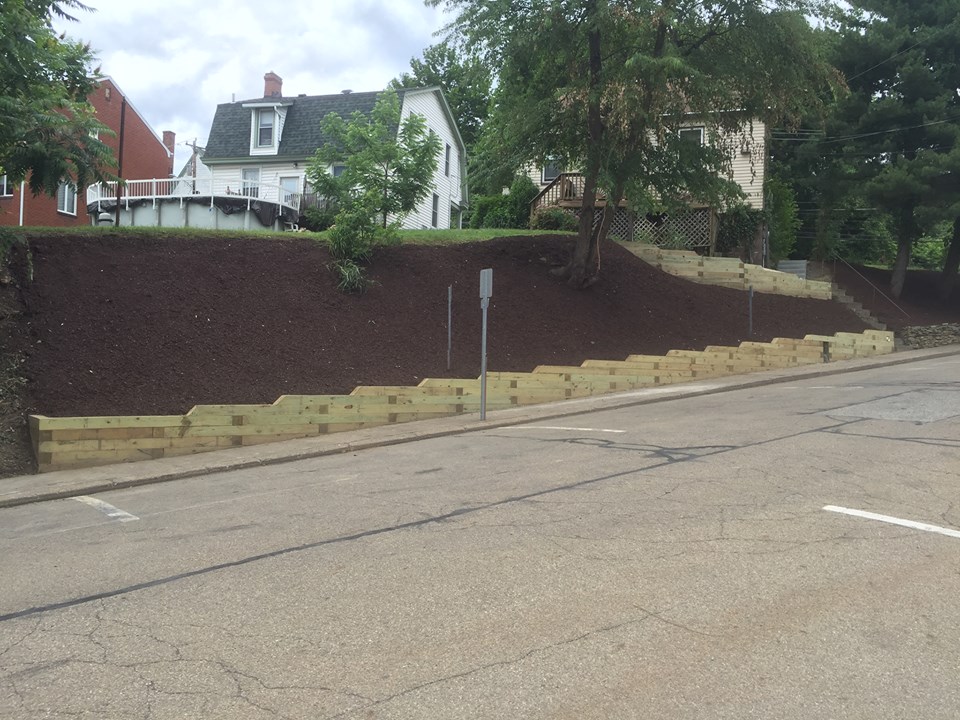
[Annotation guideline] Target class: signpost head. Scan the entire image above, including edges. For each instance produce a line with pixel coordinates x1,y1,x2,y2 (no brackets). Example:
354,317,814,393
479,268,493,299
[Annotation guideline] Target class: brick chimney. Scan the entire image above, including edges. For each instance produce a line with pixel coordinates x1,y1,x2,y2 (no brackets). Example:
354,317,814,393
264,72,283,98
162,130,176,176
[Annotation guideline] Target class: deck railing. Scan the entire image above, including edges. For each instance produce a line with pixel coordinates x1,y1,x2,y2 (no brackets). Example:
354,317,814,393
529,172,588,216
86,177,302,213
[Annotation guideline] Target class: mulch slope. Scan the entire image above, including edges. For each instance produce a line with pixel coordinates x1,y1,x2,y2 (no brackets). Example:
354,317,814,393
13,233,868,419
830,261,960,330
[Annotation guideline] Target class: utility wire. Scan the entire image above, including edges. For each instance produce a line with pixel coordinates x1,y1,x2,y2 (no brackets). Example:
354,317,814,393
770,116,960,144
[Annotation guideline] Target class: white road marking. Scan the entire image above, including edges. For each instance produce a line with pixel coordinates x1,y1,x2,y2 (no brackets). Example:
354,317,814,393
824,505,960,540
72,496,140,523
500,426,626,434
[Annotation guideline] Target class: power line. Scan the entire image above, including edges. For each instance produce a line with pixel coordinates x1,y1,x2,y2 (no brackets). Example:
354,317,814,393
771,116,960,144
843,38,927,84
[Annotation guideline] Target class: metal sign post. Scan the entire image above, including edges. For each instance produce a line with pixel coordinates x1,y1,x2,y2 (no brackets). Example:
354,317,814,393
479,268,493,420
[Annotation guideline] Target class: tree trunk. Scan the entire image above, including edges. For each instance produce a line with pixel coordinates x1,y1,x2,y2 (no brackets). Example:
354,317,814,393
382,167,390,228
565,8,604,289
889,207,915,299
890,236,912,299
938,215,960,301
595,184,625,253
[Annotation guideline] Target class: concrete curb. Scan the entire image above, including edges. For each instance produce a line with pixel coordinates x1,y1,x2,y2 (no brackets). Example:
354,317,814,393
3,345,958,509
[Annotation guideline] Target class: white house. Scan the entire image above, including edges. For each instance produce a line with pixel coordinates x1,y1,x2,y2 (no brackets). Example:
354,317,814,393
527,118,768,252
85,74,467,231
529,119,767,208
201,73,468,230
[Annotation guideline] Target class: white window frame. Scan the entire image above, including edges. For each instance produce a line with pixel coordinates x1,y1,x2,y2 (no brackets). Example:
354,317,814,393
332,165,347,178
431,193,439,228
542,158,563,183
0,175,12,197
241,168,260,198
57,182,77,216
444,144,451,177
256,108,275,148
679,126,705,145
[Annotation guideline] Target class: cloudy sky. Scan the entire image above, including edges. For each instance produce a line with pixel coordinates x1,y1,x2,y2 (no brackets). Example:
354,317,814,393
56,0,451,172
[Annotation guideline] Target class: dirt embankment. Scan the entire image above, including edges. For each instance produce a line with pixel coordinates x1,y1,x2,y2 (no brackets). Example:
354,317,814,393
5,232,913,477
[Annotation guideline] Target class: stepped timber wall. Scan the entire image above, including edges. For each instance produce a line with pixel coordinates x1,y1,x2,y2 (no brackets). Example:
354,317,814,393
30,331,894,473
620,243,833,300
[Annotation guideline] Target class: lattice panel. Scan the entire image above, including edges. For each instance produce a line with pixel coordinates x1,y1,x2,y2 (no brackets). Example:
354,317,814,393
609,208,634,241
563,207,713,250
625,209,712,248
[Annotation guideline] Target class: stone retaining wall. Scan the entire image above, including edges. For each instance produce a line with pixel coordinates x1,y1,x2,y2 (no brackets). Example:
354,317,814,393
897,323,960,349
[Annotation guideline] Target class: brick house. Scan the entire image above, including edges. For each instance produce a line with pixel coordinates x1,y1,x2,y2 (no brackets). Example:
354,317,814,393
0,77,175,228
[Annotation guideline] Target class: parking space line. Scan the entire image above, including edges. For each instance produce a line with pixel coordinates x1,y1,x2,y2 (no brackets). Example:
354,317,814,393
500,426,626,434
824,505,960,539
72,496,140,523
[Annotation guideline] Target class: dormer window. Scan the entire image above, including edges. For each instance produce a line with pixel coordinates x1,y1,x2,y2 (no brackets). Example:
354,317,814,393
257,109,274,147
244,101,289,155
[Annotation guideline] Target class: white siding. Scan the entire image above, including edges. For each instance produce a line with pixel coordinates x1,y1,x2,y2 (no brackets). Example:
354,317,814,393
207,162,305,201
527,118,767,208
723,120,766,209
398,89,465,230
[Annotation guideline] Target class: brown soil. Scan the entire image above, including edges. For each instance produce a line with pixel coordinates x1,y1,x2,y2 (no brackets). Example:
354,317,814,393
830,261,960,330
3,233,878,476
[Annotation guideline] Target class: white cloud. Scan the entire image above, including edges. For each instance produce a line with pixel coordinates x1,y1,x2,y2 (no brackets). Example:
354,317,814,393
57,0,450,172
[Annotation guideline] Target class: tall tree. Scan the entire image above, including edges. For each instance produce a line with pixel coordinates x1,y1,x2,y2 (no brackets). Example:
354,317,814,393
785,1,960,299
0,0,112,195
306,90,441,229
391,42,492,152
430,0,838,288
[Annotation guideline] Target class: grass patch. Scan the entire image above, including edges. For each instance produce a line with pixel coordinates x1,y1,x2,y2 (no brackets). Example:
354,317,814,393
19,226,292,241
396,228,572,245
18,225,574,246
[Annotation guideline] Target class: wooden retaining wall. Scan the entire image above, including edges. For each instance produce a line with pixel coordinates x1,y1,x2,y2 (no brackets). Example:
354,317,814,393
620,243,833,300
30,330,894,473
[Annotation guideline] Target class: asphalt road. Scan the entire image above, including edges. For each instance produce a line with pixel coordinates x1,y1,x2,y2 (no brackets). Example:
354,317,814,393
1,356,959,719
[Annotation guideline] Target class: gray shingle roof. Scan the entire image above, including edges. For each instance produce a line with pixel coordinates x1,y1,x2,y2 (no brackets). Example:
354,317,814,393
203,89,408,162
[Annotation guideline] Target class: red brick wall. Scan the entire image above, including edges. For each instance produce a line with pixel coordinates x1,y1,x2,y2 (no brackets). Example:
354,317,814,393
0,78,173,228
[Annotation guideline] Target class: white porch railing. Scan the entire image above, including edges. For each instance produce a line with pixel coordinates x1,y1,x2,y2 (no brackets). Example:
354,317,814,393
86,177,302,213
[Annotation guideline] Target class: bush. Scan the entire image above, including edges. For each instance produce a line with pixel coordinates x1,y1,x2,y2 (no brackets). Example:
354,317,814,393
327,214,373,264
530,206,578,231
506,175,539,227
468,195,504,229
468,175,542,230
717,205,764,258
301,206,336,232
481,206,515,228
765,177,800,264
0,228,31,286
912,236,948,270
332,258,368,293
324,203,403,292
